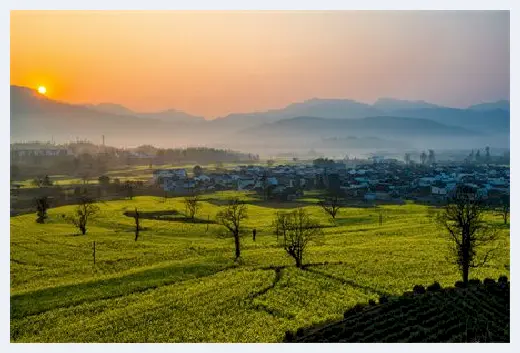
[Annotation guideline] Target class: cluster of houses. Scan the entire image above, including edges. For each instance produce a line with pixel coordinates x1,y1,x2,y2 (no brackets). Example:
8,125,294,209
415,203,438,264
151,159,510,203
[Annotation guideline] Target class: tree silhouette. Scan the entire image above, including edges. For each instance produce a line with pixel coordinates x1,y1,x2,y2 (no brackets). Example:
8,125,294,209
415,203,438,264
71,196,99,235
183,193,201,220
275,208,323,268
35,196,50,224
216,198,248,260
435,185,498,285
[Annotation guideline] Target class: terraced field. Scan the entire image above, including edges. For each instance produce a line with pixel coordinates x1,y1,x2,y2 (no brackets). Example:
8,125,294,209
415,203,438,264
286,278,510,343
10,192,510,342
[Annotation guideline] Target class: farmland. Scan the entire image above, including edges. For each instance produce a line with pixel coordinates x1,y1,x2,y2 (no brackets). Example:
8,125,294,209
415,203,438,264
10,192,510,342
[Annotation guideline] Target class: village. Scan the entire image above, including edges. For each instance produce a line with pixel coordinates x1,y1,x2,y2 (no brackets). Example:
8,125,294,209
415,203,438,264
151,157,510,205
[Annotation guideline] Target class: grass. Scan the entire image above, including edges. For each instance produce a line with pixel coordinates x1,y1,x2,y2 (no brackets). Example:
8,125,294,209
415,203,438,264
10,192,510,342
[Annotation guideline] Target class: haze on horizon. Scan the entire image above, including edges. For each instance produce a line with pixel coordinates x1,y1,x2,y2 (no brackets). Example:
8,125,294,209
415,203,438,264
11,10,509,119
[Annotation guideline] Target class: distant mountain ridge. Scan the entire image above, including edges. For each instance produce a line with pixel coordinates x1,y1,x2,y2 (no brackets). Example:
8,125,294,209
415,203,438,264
10,85,509,150
241,115,478,138
85,103,205,123
468,100,510,112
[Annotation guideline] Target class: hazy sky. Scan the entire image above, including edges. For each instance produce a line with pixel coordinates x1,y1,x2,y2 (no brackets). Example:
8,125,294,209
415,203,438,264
11,11,509,118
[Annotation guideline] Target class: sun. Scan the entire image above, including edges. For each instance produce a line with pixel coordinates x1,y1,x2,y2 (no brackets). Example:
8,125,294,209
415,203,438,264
37,86,47,95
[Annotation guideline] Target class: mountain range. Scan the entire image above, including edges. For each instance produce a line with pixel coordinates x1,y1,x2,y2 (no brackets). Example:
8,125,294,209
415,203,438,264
10,85,509,152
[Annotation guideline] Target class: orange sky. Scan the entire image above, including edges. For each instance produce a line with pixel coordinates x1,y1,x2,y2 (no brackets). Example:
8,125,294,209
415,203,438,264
11,11,509,118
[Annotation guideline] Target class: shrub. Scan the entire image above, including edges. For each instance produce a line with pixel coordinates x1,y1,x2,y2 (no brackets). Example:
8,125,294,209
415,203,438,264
345,304,365,317
483,278,496,287
454,281,466,288
413,285,426,295
368,299,376,306
498,275,508,284
296,328,305,337
284,330,295,342
427,281,442,292
404,291,414,297
379,296,388,304
468,279,481,286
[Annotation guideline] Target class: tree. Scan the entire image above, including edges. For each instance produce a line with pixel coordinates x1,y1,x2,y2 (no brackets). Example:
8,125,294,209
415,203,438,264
183,194,201,220
71,196,99,235
98,175,110,187
497,195,509,225
31,177,43,188
475,149,481,162
80,171,91,185
485,146,491,162
10,165,20,181
193,165,203,177
133,207,141,241
435,185,498,285
275,208,323,268
318,193,343,221
267,159,275,167
124,182,134,200
216,198,248,260
35,196,50,224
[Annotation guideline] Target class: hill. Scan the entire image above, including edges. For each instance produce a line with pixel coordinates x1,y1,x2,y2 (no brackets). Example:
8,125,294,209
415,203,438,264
10,86,205,147
10,195,510,342
468,100,510,112
84,103,136,116
373,98,443,112
392,107,509,134
285,278,510,343
10,85,510,151
86,103,206,123
241,116,477,138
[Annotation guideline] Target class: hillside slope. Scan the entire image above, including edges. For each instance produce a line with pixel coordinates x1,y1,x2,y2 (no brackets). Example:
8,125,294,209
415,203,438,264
285,278,510,343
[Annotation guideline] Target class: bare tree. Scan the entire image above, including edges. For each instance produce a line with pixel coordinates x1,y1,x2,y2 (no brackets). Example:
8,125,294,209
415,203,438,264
35,196,50,224
435,185,498,285
497,195,509,225
183,194,202,220
318,193,343,221
272,210,290,243
275,208,323,268
133,207,141,241
216,198,248,260
71,196,99,235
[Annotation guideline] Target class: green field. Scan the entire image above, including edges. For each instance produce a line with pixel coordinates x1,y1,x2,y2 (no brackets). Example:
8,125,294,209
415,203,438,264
10,192,510,342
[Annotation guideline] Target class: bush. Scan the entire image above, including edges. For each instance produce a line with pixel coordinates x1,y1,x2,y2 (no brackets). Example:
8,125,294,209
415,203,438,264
379,296,388,304
296,328,305,337
483,278,496,287
284,330,295,342
427,281,442,292
498,275,508,284
368,299,376,306
468,279,481,286
404,291,414,297
454,281,466,288
413,285,426,295
344,304,365,318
